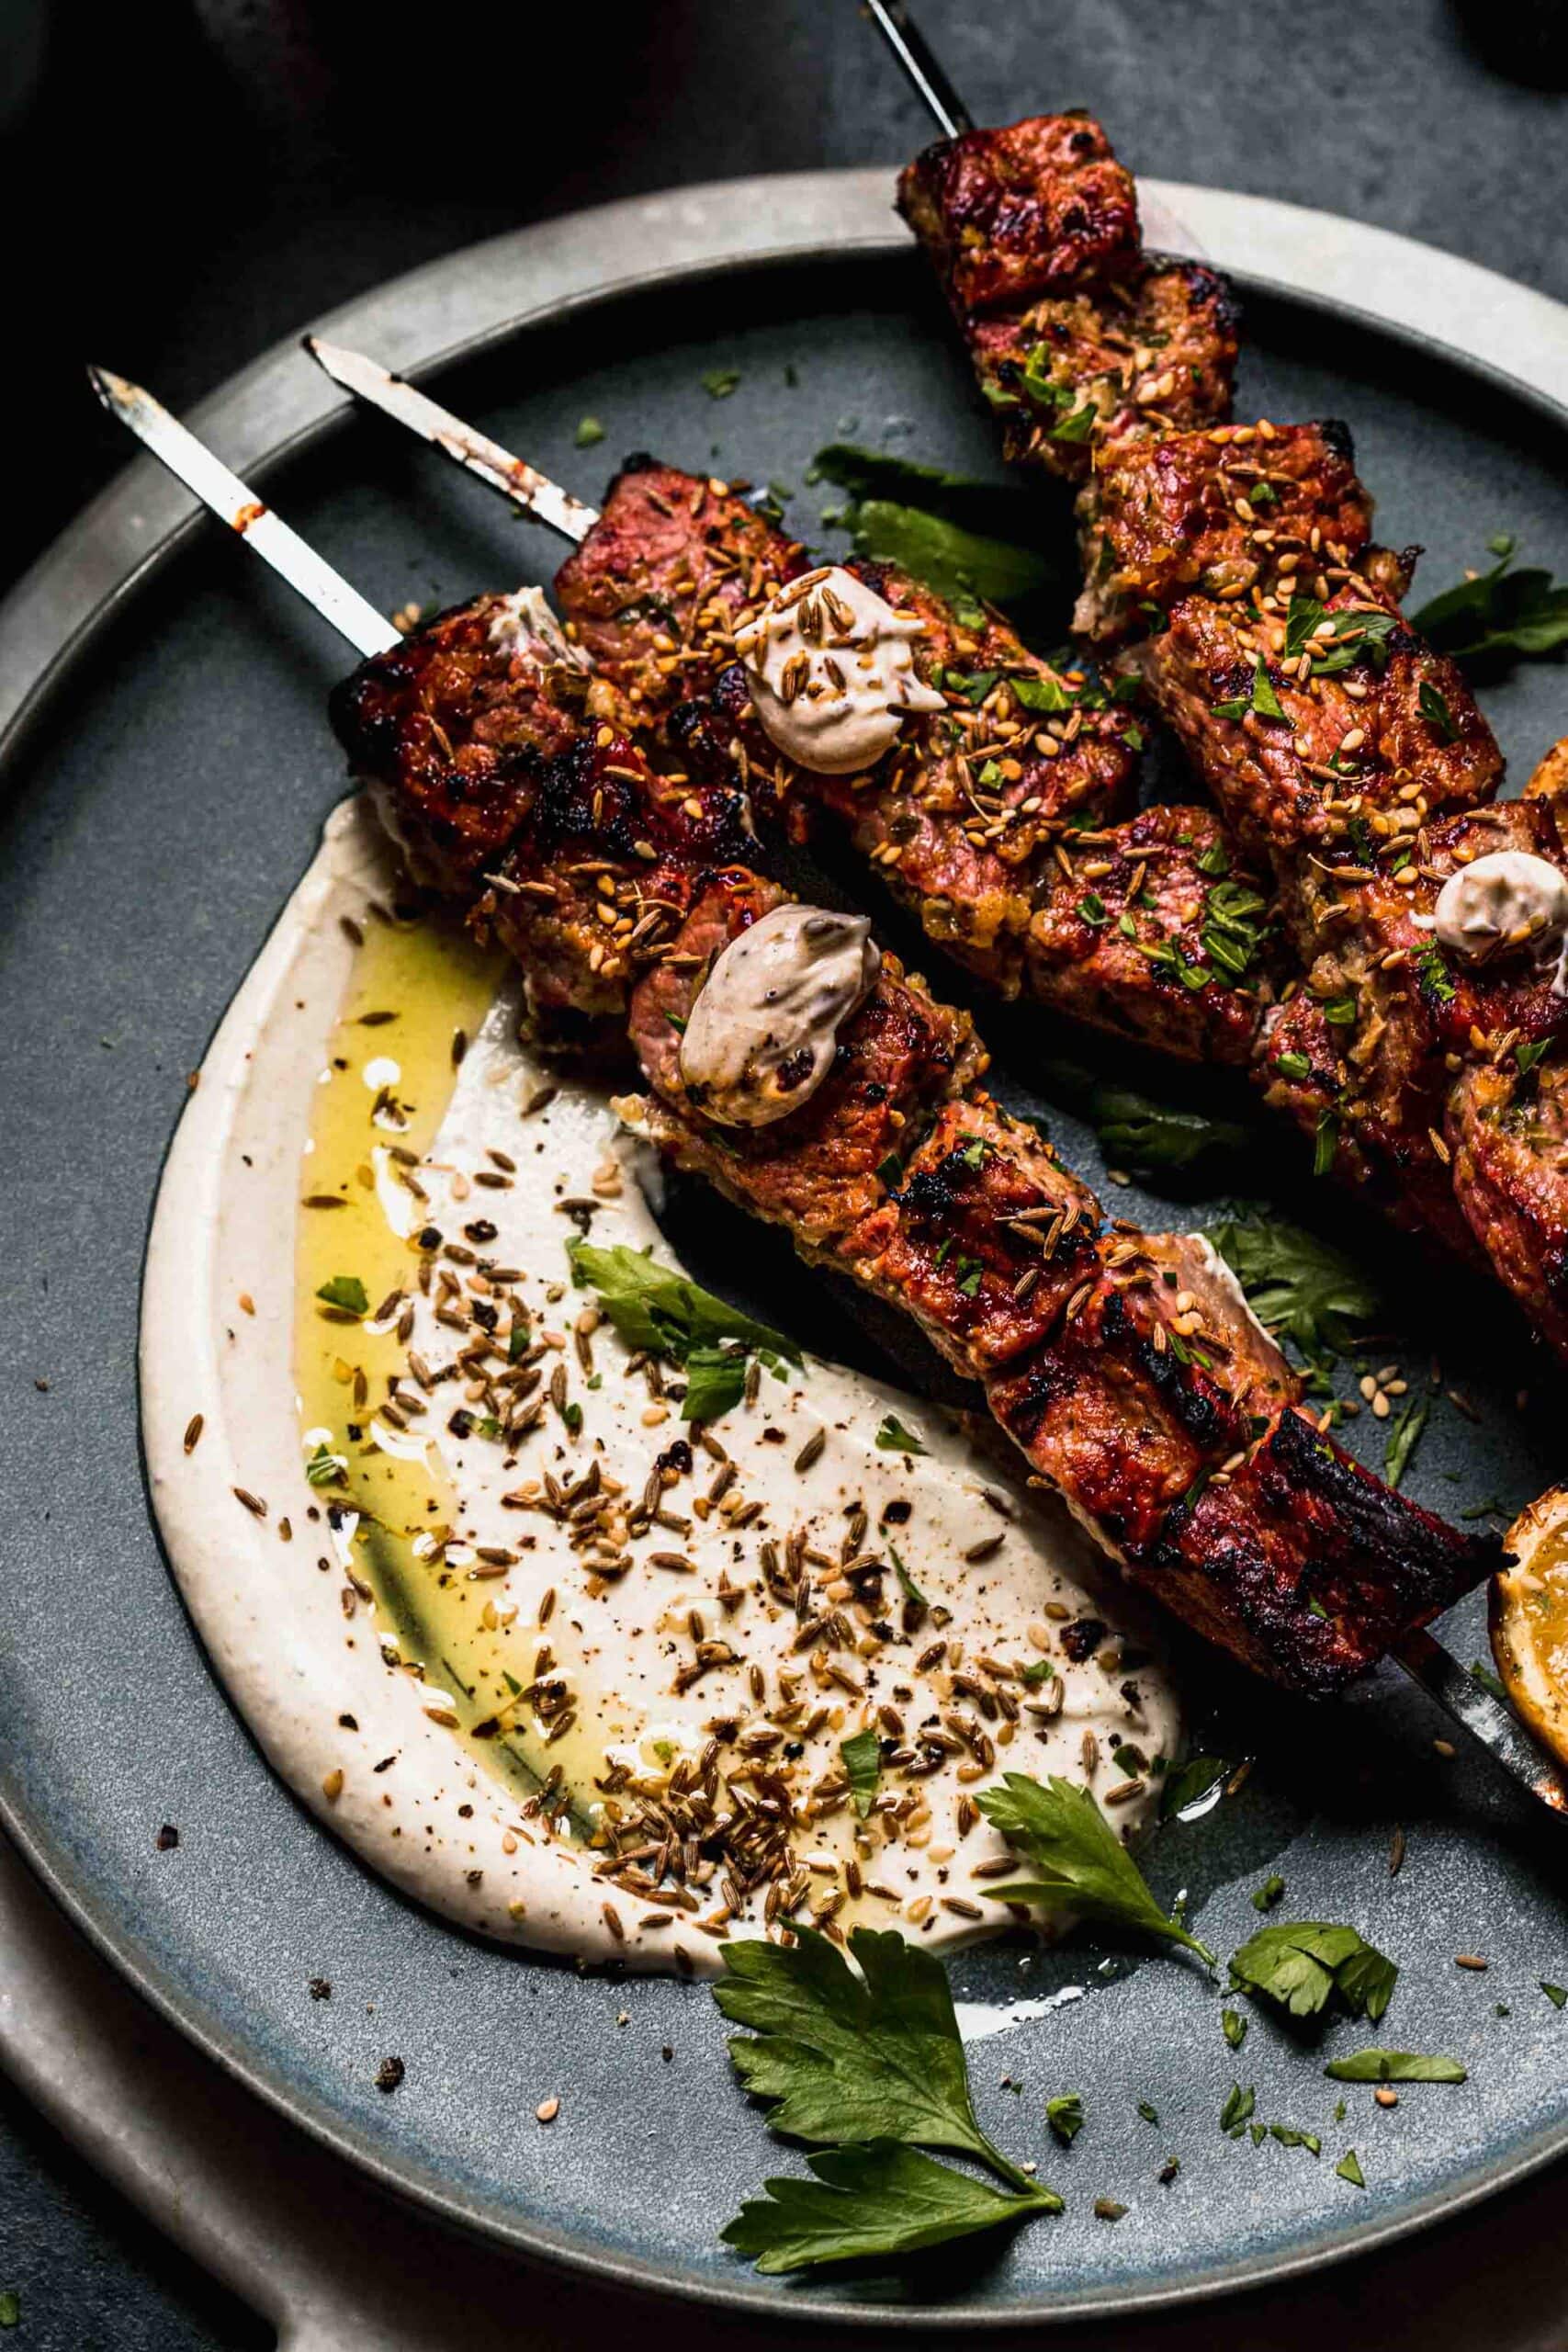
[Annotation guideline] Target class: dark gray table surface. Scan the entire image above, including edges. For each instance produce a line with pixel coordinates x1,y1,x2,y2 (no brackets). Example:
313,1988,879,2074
5,0,1568,2343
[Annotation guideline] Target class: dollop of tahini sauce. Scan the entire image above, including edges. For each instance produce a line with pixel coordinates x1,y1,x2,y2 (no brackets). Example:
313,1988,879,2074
735,565,944,775
1432,851,1568,989
678,904,881,1125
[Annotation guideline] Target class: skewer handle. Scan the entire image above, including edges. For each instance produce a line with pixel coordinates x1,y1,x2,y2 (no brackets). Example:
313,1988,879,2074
1396,1628,1568,1815
859,0,973,138
86,368,400,661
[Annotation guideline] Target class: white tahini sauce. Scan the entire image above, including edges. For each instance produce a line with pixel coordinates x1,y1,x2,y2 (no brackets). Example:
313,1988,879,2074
1432,851,1568,990
735,564,944,775
678,903,881,1125
141,797,1185,1974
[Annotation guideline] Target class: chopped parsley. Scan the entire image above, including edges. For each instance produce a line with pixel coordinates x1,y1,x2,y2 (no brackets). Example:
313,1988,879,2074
874,1414,928,1455
701,368,741,399
1324,2050,1466,2084
1416,945,1458,1005
1220,2083,1256,2134
574,415,606,447
315,1274,368,1317
1383,1390,1431,1490
1228,1920,1397,2025
1046,2092,1085,2144
840,1727,882,1819
1418,680,1459,741
1201,880,1269,987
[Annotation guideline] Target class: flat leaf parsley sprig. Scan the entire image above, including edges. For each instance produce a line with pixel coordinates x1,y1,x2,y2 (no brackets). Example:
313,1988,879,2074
716,1927,1061,2273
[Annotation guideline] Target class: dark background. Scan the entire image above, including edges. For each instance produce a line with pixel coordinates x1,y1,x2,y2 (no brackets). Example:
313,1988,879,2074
3,0,1567,2342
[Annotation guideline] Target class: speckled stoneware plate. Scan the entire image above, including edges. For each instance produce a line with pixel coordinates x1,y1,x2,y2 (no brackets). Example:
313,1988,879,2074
4,173,1568,2330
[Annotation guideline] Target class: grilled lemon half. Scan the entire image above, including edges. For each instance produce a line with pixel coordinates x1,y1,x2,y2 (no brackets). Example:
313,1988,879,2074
1491,1487,1568,1764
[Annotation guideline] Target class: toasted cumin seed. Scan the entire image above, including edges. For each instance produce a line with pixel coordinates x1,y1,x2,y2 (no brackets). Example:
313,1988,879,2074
183,1413,205,1453
794,1430,826,1474
233,1486,267,1519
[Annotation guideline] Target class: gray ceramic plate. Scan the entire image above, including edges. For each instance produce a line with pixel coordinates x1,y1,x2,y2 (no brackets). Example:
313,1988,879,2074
4,174,1568,2329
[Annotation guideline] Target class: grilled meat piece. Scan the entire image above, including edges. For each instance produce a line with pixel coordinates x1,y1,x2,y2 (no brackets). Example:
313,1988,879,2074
1076,419,1382,642
852,1092,1104,1376
1133,1409,1494,1695
897,113,1142,316
328,588,590,895
1122,581,1502,874
627,880,984,1253
963,261,1239,483
556,462,1271,1061
333,604,1501,1690
1026,802,1273,1062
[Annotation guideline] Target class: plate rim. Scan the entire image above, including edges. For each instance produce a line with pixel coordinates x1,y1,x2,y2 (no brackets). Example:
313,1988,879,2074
5,165,1568,2328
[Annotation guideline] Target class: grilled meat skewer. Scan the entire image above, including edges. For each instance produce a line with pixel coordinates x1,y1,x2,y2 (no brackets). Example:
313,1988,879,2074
897,110,1568,1347
308,334,1568,1359
307,341,1275,1071
98,368,1568,1804
330,581,1498,1695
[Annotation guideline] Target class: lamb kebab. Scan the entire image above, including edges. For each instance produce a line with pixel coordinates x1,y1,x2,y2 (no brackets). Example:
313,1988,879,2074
90,366,1506,1716
887,76,1568,1340
308,343,1273,1071
307,339,1568,1374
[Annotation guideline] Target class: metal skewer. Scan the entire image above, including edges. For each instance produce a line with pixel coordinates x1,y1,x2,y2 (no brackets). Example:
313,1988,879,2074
91,355,1568,1818
860,0,972,138
85,368,400,660
303,340,598,546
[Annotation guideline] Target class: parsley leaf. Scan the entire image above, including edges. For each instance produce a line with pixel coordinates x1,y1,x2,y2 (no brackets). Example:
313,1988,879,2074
977,1772,1215,1962
1284,599,1401,673
1324,2050,1466,2083
1250,659,1286,720
680,1346,750,1424
1542,1982,1567,2008
1037,1062,1248,1179
1383,1390,1430,1490
1418,680,1459,741
1221,2082,1256,2132
1229,1921,1397,2024
567,1242,798,1421
874,1414,928,1455
1336,2149,1366,2188
888,1544,929,1610
316,1274,368,1316
1205,1212,1381,1365
716,1927,1060,2268
304,1442,346,1488
702,368,741,399
1413,539,1568,667
842,499,1055,624
717,1927,1037,2179
722,2140,1055,2273
1223,2008,1247,2050
574,415,605,447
